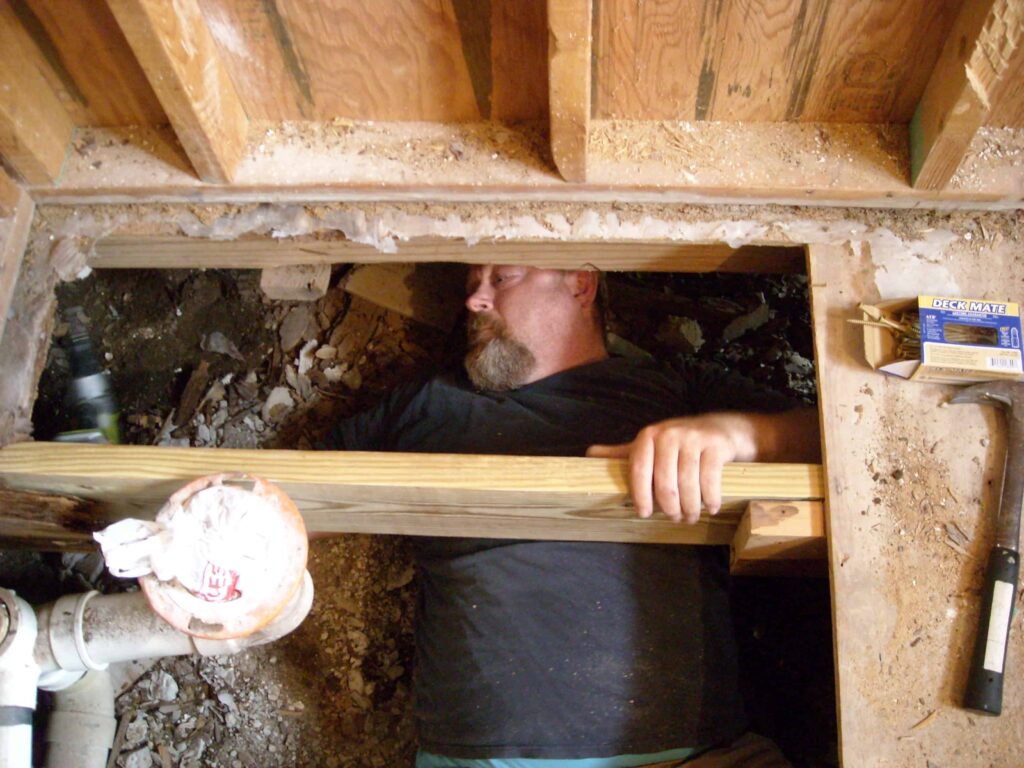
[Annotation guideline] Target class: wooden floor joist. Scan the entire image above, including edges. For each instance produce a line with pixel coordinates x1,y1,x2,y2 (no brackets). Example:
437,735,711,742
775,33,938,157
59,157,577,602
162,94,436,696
0,442,823,546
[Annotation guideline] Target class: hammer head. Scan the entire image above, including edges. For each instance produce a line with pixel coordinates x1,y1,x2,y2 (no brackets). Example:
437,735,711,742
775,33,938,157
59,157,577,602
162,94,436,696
950,381,1024,430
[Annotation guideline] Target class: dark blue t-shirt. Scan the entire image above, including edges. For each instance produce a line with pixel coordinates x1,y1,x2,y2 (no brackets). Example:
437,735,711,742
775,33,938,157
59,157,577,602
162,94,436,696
324,356,794,759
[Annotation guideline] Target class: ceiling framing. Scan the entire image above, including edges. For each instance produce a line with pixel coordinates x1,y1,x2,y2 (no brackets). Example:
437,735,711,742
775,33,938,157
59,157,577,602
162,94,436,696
0,0,1021,206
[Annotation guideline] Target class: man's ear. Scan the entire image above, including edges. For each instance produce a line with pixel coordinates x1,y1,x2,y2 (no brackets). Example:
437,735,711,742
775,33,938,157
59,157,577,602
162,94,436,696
567,270,599,309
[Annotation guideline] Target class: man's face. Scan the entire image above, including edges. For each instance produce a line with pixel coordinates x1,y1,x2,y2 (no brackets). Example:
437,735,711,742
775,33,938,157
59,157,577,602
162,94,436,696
463,266,576,391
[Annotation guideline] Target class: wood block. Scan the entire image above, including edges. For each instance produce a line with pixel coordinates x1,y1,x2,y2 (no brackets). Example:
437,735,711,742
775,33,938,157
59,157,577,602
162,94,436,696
341,263,466,331
730,499,826,576
260,263,331,301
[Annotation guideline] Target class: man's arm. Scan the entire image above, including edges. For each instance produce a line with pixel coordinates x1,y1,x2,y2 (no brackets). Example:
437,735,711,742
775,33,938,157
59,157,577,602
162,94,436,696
586,407,821,524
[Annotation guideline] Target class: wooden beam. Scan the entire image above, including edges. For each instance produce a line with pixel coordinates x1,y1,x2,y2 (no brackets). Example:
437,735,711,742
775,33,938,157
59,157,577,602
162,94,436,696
0,181,34,344
106,0,249,183
0,167,20,217
31,122,1024,209
0,488,100,551
0,1,74,184
90,236,805,273
0,442,824,545
547,0,591,182
910,0,1024,189
730,500,827,576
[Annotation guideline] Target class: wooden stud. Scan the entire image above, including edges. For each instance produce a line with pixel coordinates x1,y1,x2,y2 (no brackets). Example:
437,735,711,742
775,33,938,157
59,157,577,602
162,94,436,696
106,0,249,183
0,1,74,184
730,500,826,576
0,181,34,344
547,0,591,182
0,442,824,545
90,236,805,274
911,0,1024,189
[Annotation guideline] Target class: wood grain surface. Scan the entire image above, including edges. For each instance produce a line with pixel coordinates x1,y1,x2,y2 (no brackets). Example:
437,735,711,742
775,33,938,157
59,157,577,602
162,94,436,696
21,0,165,127
593,0,962,122
0,442,823,545
90,235,805,273
107,0,250,182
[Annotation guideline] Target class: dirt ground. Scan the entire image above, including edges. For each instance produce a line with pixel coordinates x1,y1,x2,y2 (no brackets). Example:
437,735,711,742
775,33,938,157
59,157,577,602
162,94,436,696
11,264,832,767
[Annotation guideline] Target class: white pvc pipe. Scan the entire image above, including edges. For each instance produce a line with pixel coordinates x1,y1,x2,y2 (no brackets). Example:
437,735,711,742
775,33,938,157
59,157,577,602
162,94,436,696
0,590,40,768
45,669,116,768
35,572,315,675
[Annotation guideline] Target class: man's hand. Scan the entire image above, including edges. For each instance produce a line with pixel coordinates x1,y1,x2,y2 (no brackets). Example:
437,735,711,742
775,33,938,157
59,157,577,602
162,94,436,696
586,408,820,525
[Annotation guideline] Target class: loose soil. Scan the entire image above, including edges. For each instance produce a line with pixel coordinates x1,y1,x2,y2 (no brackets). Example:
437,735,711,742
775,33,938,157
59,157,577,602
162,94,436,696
8,264,833,767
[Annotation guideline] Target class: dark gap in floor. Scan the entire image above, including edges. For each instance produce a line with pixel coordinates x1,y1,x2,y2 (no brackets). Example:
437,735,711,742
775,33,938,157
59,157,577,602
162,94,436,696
9,263,834,767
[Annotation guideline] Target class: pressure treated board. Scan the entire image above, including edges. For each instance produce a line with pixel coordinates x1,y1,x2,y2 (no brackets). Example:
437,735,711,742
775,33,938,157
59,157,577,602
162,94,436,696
809,242,1024,766
20,0,165,127
0,442,823,545
89,236,806,273
593,0,963,122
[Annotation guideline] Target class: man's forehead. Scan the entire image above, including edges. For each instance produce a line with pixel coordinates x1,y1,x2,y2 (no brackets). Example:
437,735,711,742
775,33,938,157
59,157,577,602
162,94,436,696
466,264,534,282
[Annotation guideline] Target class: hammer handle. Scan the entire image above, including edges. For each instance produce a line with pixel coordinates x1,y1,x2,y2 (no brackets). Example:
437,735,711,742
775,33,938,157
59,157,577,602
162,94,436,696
964,546,1019,715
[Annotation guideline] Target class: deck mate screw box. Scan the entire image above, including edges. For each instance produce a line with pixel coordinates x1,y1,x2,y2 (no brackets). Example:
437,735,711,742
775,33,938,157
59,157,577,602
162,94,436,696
860,296,1023,384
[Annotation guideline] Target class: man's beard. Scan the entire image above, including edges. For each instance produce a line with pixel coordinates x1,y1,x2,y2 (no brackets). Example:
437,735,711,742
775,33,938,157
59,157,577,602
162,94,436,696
464,314,536,391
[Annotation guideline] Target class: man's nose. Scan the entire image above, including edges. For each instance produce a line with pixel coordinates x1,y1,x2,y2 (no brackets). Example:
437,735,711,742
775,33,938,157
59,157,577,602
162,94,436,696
465,285,493,313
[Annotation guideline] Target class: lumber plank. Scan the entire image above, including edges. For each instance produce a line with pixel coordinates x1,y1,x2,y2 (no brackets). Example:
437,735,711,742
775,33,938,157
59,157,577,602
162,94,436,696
90,236,805,273
0,1,73,184
547,0,590,182
20,0,164,127
0,442,823,545
106,0,249,183
34,121,1024,209
729,500,826,576
0,488,100,551
270,0,479,121
0,183,34,345
491,0,548,120
911,0,1024,189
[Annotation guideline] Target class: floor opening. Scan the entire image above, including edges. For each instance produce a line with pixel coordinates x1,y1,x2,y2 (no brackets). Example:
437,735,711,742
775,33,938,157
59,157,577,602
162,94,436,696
9,256,835,767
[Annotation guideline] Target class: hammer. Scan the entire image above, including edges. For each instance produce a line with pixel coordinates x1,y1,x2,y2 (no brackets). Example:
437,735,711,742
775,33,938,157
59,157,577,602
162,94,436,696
951,380,1024,715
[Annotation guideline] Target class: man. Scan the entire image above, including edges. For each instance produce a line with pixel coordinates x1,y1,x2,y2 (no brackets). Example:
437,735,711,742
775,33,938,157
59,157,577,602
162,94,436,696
326,265,820,767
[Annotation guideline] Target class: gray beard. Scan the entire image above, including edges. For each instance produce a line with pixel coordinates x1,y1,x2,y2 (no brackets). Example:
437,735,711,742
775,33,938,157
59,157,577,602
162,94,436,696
464,319,536,391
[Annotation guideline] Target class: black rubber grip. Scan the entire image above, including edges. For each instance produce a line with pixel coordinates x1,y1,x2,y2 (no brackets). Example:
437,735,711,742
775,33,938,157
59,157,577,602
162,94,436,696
964,546,1019,715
